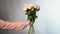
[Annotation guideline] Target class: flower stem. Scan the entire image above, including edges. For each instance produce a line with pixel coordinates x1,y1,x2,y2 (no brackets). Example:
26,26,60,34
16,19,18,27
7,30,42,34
28,22,35,34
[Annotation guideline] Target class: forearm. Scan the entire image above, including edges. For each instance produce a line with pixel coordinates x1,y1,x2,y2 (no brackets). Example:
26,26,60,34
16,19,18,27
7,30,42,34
0,20,26,30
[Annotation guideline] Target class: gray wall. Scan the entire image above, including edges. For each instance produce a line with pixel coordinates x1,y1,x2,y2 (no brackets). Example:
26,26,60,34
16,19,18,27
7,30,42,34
1,0,60,34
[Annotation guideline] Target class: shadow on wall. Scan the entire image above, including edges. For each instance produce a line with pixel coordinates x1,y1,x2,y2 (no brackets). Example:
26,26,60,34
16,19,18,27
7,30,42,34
0,0,10,21
0,30,9,34
0,0,10,34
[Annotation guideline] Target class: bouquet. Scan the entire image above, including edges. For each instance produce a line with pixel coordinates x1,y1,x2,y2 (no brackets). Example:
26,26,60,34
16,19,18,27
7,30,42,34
23,3,40,34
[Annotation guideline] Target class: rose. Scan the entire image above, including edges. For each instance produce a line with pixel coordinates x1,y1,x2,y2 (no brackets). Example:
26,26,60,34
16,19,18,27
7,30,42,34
23,3,40,11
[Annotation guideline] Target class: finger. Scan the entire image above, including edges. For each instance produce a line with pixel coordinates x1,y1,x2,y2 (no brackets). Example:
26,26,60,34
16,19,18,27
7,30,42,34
20,23,26,30
25,21,31,26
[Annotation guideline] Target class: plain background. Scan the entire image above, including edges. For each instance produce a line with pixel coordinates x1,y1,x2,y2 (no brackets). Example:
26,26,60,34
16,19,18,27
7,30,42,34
0,0,60,34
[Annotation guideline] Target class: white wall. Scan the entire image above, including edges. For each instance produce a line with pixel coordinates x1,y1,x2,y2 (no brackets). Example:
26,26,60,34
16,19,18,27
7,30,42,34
0,0,60,34
44,0,60,34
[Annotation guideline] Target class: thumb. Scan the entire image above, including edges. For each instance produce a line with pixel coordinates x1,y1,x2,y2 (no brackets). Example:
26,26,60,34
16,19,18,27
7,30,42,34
25,21,31,26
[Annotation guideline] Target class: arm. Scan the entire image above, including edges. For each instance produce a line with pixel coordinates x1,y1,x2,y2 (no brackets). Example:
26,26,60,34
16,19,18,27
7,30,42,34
0,20,28,30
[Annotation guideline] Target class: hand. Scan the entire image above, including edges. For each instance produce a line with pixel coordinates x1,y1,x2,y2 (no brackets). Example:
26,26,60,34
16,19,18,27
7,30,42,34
25,21,31,26
15,21,31,30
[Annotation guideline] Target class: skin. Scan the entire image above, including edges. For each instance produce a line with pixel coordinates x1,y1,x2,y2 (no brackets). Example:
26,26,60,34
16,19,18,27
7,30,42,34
0,19,30,31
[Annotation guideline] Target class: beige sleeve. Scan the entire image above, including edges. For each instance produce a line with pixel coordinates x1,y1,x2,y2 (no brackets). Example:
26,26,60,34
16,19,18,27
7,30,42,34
0,20,26,30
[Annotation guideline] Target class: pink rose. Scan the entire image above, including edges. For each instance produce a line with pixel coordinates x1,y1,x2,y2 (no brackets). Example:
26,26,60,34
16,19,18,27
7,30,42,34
36,5,40,11
23,3,40,11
